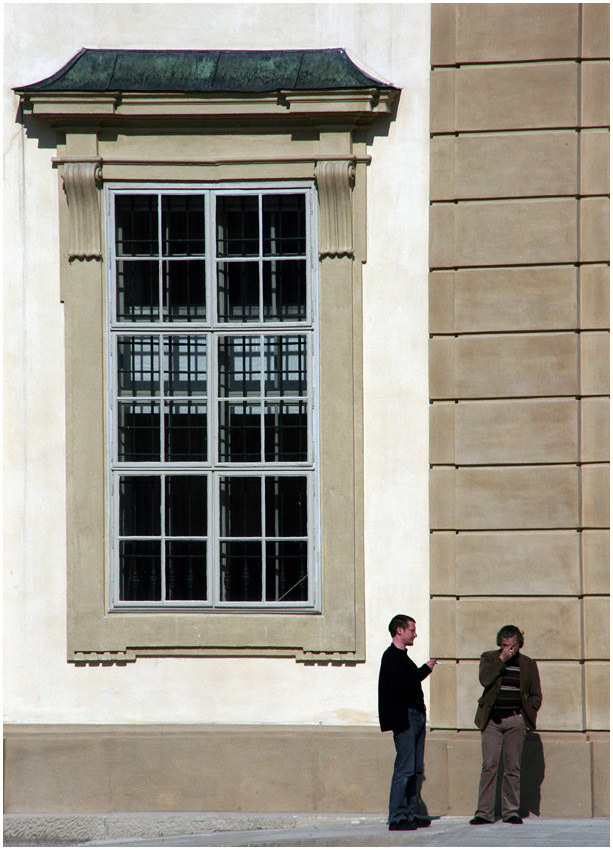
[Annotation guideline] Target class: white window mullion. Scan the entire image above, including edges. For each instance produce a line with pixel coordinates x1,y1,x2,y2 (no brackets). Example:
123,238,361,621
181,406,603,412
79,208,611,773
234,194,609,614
160,471,166,603
261,475,266,603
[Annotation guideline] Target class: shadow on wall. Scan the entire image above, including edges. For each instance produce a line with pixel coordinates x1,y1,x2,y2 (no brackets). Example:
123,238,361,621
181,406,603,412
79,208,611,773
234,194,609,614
15,102,63,150
493,731,545,818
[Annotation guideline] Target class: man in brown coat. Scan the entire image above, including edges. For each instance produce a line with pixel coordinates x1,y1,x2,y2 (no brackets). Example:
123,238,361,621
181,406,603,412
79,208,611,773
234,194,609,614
470,625,542,825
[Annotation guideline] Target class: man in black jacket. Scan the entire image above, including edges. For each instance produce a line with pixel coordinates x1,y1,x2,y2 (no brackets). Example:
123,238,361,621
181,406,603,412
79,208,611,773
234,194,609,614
378,614,438,830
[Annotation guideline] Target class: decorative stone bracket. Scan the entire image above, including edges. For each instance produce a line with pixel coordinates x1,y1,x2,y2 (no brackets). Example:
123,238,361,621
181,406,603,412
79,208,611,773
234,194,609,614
59,158,103,261
315,160,355,258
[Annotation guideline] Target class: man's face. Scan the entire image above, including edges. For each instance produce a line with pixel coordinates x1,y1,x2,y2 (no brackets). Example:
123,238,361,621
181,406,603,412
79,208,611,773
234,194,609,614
500,636,519,656
398,621,417,646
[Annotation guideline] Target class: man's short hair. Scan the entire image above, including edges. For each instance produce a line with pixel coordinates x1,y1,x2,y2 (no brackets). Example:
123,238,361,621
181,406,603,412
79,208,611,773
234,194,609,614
496,624,524,648
388,614,415,637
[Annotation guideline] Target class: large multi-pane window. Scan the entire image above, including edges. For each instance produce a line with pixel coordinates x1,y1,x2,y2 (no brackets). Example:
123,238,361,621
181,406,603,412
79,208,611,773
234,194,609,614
107,186,318,609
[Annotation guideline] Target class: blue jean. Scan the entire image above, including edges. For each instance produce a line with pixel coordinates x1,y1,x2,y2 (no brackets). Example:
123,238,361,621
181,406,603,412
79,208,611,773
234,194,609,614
388,709,426,824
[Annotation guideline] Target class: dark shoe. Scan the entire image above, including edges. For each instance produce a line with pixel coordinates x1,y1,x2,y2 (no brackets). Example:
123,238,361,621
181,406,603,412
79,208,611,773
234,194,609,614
389,820,418,831
504,815,523,824
470,816,492,825
413,816,431,828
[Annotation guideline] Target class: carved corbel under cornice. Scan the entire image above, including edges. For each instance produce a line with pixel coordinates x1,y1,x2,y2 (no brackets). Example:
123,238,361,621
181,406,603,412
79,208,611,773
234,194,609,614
60,158,103,260
315,160,355,258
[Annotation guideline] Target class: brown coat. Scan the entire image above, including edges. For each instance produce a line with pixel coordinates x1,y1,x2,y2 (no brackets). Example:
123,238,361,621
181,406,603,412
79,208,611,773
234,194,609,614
474,650,542,731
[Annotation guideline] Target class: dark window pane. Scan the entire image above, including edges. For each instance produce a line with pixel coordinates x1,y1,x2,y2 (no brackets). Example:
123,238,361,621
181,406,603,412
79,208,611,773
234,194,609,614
219,402,261,462
216,195,259,257
165,402,207,461
164,336,207,396
219,476,261,537
163,260,206,322
115,195,158,257
218,337,261,398
265,476,307,537
165,475,207,537
120,540,161,601
264,336,307,397
118,337,159,397
220,541,262,601
263,260,306,322
118,401,160,461
116,261,159,322
264,402,307,462
266,541,308,601
119,475,161,536
162,195,205,256
217,262,259,322
165,541,207,600
263,194,306,256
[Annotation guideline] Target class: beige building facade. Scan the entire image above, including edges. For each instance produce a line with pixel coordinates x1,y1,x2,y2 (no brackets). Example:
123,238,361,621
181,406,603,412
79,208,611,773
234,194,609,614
4,3,609,819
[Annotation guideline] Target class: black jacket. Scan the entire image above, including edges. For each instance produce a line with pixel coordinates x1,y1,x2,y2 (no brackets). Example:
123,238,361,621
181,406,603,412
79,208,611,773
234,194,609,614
378,643,432,734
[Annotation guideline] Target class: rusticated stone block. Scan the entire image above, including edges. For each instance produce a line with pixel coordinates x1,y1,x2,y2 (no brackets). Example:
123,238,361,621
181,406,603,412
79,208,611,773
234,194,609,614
430,267,577,334
580,331,610,395
582,3,610,57
581,397,609,463
580,265,609,330
420,732,450,814
455,600,582,662
429,402,455,464
430,333,578,399
430,598,457,658
430,467,455,529
444,199,577,267
580,130,610,196
455,3,580,63
454,399,577,465
580,197,610,263
455,64,578,131
454,466,579,529
429,204,454,268
431,132,578,201
447,734,482,811
582,530,610,594
430,3,457,66
430,68,455,134
537,734,593,815
428,661,457,729
581,464,610,528
428,271,455,334
590,732,610,816
430,531,456,595
581,61,610,127
428,336,455,399
585,663,610,729
455,531,581,596
583,597,610,659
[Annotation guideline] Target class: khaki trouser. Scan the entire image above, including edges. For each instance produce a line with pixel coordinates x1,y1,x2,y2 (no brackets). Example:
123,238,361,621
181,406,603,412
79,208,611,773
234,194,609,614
475,712,526,821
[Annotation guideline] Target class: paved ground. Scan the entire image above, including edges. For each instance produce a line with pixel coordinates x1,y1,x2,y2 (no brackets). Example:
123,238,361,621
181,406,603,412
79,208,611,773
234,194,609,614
4,814,610,847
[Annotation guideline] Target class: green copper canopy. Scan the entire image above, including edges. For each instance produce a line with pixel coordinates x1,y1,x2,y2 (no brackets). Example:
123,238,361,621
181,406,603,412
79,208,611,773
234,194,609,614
16,48,394,94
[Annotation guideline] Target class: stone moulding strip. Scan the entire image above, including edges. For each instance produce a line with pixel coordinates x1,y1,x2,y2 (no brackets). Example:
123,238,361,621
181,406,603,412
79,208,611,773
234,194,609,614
59,158,103,261
52,154,373,166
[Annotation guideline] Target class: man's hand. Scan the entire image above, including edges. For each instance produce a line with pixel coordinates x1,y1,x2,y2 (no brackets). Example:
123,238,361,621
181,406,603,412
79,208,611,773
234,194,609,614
426,659,438,670
499,642,518,662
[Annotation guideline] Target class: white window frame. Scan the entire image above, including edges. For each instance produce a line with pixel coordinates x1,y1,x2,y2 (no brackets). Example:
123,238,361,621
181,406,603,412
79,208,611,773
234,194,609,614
105,182,321,612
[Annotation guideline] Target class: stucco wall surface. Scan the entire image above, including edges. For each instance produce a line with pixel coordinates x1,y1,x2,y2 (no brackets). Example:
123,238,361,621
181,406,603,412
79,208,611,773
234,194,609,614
3,4,431,723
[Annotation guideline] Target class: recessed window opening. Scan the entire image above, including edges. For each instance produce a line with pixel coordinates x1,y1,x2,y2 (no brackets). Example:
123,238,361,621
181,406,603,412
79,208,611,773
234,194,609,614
107,185,318,611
